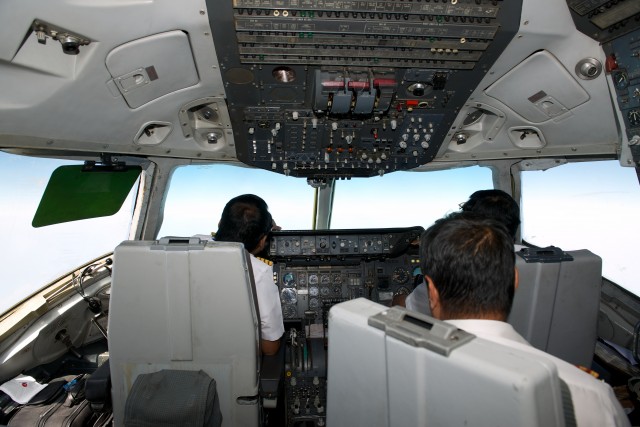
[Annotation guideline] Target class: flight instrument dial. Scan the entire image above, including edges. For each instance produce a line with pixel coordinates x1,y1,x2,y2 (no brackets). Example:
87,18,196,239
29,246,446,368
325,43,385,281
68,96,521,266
613,71,629,90
392,267,410,285
282,272,296,287
281,288,297,304
283,305,297,319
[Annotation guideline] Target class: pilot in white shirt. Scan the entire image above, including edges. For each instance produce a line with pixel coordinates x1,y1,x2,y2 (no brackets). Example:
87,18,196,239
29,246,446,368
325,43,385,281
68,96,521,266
419,213,629,427
249,253,285,342
446,318,629,427
213,194,285,355
405,244,525,315
404,189,523,316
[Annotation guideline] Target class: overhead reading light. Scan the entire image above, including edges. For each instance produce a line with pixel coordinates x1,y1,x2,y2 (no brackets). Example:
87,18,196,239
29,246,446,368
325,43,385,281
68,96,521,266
575,58,602,80
32,19,91,55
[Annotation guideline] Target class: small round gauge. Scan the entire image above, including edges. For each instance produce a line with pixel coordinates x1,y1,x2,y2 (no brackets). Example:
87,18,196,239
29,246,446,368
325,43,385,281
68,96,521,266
283,305,297,319
613,71,629,90
282,272,296,287
298,274,307,286
309,286,319,297
333,285,342,295
280,288,297,304
308,274,319,285
309,298,319,309
332,274,343,285
320,286,330,296
320,274,330,285
628,110,640,128
392,267,410,285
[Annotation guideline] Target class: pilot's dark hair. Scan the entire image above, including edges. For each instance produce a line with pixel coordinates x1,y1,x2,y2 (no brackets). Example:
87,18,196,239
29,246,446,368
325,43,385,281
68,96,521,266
420,212,516,320
460,189,520,241
215,194,272,253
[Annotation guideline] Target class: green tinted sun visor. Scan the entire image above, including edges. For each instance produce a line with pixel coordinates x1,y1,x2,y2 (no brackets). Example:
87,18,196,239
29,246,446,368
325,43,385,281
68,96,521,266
32,164,141,227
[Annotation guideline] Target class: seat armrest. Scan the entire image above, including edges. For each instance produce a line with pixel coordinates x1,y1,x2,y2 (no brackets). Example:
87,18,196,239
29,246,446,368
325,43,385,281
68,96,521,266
260,344,285,408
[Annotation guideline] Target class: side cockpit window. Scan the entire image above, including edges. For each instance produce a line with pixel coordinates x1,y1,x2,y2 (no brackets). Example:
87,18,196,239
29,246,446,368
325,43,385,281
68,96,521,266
0,151,138,314
521,160,640,295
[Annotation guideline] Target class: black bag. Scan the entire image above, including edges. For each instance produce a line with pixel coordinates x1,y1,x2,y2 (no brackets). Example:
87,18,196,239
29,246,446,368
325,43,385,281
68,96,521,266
0,391,21,424
7,374,93,427
123,370,221,427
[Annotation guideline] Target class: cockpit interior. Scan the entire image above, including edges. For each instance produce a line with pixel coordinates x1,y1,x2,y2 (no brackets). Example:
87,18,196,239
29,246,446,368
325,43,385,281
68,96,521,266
1,0,640,425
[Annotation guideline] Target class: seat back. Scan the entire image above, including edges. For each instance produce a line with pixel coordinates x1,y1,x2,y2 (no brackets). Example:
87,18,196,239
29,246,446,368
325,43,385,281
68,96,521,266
108,238,260,427
509,248,602,366
327,298,571,427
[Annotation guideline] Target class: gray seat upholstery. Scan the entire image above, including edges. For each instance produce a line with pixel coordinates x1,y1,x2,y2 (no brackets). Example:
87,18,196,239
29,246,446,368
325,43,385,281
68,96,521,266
326,298,573,427
509,248,602,367
108,238,261,427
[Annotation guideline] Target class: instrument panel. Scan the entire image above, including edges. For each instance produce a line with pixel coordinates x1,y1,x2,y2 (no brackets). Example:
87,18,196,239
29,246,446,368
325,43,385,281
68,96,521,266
269,227,422,426
270,227,423,323
605,30,640,142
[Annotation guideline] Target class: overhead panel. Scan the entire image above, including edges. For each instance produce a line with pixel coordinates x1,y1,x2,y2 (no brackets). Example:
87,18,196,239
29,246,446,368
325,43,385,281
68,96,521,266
566,0,640,43
208,0,522,179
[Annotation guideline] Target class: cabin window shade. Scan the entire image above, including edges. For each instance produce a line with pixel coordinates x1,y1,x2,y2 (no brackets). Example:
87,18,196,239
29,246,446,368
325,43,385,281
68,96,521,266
32,165,141,227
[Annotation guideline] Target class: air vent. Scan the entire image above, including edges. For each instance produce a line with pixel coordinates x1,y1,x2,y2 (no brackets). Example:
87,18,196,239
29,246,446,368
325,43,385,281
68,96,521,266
134,122,173,146
447,104,506,153
508,127,546,149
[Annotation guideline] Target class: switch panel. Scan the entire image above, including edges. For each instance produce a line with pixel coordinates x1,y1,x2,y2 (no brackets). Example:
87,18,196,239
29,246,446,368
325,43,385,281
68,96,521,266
207,0,523,178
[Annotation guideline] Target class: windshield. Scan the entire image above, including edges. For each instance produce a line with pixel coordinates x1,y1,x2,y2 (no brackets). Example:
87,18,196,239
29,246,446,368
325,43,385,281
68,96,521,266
330,160,640,296
159,164,493,236
330,166,493,229
158,164,315,237
521,160,640,295
0,151,138,314
9,156,634,314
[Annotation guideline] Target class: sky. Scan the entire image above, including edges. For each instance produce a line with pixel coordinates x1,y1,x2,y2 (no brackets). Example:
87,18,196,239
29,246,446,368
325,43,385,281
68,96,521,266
2,152,640,314
521,162,640,290
0,152,135,313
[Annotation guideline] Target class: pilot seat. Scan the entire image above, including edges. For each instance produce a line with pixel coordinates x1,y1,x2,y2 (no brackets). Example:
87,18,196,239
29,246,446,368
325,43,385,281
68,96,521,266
510,247,602,367
326,298,575,427
108,237,282,427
